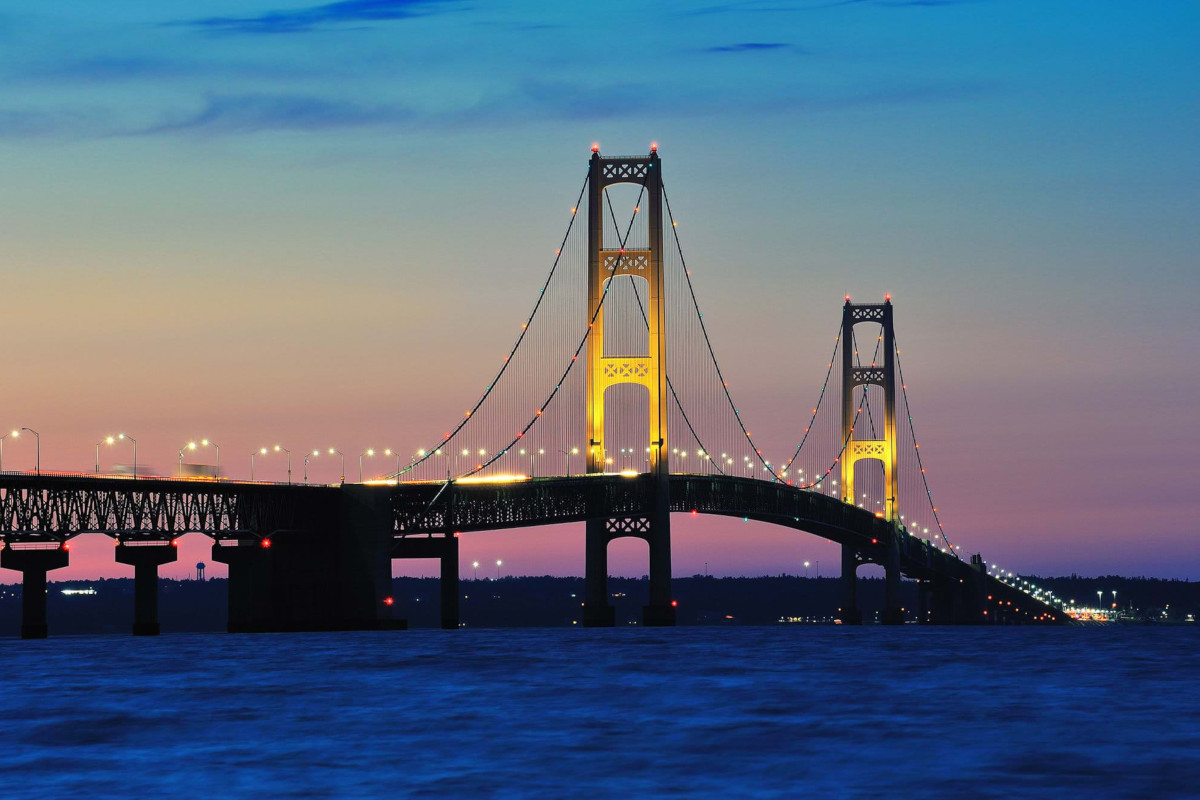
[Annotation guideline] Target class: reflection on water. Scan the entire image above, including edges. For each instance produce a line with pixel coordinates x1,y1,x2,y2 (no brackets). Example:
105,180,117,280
0,627,1196,798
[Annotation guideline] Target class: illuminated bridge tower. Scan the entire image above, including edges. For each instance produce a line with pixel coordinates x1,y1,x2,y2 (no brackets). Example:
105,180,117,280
839,297,904,625
582,146,674,627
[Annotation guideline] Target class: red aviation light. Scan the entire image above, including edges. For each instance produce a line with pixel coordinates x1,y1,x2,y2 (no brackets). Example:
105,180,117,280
261,538,272,549
591,143,600,153
884,293,891,302
650,142,658,152
671,600,678,608
383,596,395,606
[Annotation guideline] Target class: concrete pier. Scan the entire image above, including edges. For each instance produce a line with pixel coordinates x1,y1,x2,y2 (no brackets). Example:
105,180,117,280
582,520,615,627
1,545,70,639
840,544,862,625
115,542,178,635
391,535,459,629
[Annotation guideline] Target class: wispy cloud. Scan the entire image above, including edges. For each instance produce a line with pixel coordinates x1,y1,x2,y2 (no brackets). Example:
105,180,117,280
705,42,793,53
684,0,971,13
174,0,460,35
11,55,323,85
134,93,414,135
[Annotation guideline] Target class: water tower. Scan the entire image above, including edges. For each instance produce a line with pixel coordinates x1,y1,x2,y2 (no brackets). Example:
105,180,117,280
195,562,206,582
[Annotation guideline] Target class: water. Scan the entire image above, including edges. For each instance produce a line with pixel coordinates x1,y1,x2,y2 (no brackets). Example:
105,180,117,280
1,627,1196,799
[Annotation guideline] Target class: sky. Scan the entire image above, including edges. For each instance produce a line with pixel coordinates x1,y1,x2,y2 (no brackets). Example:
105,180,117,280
0,0,1197,582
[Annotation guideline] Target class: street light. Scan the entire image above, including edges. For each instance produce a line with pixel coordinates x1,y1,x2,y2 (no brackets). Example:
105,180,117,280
2,428,39,474
472,560,479,580
560,447,578,477
496,559,503,580
328,448,345,484
0,429,17,472
272,445,292,484
804,560,810,578
104,433,137,479
180,439,219,479
384,448,400,481
305,450,318,484
359,449,375,483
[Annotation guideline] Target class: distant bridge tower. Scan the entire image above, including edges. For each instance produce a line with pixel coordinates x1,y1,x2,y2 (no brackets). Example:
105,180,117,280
839,297,903,625
840,297,898,521
583,145,673,627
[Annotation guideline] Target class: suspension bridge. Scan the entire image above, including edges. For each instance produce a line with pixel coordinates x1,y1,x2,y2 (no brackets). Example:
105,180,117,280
0,146,1067,637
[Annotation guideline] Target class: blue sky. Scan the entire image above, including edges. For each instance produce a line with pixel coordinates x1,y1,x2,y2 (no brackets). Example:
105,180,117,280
0,0,1197,579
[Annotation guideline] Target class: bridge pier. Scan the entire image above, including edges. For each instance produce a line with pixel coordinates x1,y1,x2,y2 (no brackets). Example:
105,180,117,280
839,544,862,625
882,539,905,625
642,510,675,627
1,545,70,639
212,540,274,632
115,542,178,636
584,508,674,628
440,537,460,630
917,580,932,624
582,521,616,627
391,536,459,629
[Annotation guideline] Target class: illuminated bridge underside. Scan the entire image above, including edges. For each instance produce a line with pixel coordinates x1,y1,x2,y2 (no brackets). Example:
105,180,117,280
393,473,966,581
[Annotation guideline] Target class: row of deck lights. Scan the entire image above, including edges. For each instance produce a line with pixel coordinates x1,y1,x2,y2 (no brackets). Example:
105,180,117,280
5,430,943,528
988,564,1064,610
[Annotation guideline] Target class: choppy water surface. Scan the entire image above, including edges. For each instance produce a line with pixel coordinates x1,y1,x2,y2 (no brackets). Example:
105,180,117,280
1,627,1196,799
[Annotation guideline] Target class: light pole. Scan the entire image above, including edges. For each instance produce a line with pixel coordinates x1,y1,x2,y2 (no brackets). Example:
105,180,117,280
559,447,578,477
0,429,16,472
384,448,400,482
472,560,479,580
95,439,104,474
252,449,263,481
5,428,39,474
1112,590,1117,610
305,450,317,484
105,434,137,479
1097,590,1103,611
328,448,345,484
182,439,219,478
274,445,292,484
495,559,502,580
804,560,810,578
359,449,375,483
203,439,219,479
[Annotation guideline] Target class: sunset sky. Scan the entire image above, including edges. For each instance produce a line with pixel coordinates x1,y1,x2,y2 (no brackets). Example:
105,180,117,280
1,0,1196,581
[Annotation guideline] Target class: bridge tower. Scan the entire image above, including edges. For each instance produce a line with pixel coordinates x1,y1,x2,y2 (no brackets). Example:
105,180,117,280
583,146,674,627
839,297,903,624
